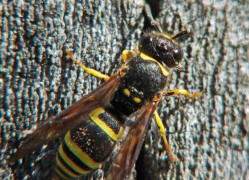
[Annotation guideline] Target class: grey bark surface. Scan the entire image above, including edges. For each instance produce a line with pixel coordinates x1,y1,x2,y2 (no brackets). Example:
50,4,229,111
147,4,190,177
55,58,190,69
1,0,248,180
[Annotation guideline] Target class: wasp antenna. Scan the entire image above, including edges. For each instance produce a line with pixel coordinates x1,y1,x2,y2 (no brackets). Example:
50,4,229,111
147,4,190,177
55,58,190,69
172,30,193,41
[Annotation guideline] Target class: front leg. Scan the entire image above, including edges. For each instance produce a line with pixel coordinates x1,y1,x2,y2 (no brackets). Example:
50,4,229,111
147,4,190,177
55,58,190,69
66,50,110,81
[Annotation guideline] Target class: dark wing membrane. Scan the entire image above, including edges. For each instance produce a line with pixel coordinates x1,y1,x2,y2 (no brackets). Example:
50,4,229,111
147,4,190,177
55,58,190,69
10,73,121,163
106,102,158,180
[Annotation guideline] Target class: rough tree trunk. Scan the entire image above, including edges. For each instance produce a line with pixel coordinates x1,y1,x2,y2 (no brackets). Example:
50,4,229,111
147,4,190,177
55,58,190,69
1,0,248,179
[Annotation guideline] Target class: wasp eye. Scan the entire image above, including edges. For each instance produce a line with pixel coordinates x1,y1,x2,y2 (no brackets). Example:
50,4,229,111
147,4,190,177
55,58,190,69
173,48,182,62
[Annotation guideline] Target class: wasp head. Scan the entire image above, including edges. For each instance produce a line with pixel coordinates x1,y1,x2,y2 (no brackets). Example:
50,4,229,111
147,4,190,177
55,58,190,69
139,32,183,68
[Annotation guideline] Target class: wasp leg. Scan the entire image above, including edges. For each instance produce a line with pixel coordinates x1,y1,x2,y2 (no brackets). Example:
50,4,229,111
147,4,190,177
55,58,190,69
121,50,136,62
66,50,110,81
165,89,201,98
153,111,178,162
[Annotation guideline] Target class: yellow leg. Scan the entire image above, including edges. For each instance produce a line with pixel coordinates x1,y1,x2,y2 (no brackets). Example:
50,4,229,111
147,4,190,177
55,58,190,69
66,50,110,81
153,111,178,162
121,50,136,62
165,89,201,98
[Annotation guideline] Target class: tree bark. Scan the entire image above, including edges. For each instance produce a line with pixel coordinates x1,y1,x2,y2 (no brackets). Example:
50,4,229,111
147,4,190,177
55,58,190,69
1,0,248,179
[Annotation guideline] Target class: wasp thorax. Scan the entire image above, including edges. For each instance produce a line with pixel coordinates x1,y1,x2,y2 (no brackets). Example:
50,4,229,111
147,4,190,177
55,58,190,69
139,33,183,68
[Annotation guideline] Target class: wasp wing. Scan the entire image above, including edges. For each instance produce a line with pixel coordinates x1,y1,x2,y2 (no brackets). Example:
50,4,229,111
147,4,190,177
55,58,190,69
106,102,158,180
10,73,121,163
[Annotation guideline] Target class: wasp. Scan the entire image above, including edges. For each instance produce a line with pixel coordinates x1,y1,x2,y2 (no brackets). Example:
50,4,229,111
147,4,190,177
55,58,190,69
10,23,201,179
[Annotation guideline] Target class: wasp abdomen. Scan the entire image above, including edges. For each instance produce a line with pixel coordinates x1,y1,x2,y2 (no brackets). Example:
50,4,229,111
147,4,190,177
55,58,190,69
55,108,123,179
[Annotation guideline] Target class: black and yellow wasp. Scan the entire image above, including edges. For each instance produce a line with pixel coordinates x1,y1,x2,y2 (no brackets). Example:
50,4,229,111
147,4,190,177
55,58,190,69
10,24,201,179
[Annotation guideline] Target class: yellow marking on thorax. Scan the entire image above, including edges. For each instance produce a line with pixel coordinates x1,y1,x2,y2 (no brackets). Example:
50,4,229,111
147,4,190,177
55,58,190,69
124,88,141,103
121,50,136,62
64,132,102,169
140,52,170,77
161,33,171,40
123,88,131,96
89,107,123,142
133,97,142,103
